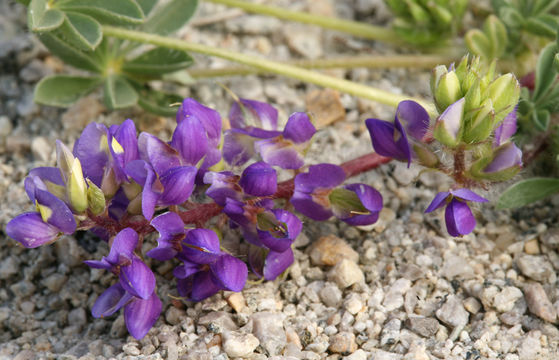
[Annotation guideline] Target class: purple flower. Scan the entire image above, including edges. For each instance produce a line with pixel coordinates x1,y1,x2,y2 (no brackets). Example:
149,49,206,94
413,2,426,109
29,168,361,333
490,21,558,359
291,164,346,221
248,245,294,281
332,184,383,226
147,212,187,261
493,107,517,147
6,212,61,248
85,228,156,300
203,171,242,206
173,229,247,301
366,100,430,166
483,142,522,174
239,162,277,196
425,189,488,237
255,112,316,169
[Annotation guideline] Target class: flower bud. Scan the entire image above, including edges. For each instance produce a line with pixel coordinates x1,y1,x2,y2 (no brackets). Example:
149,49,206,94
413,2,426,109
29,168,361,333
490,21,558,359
68,158,88,213
470,142,522,181
433,97,464,147
87,179,106,215
56,140,75,182
434,72,462,113
431,65,448,95
462,98,495,144
485,73,520,118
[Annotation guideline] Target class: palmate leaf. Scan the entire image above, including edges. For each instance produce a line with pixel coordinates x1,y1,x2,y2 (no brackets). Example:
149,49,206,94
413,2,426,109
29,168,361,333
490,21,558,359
58,0,144,25
136,0,157,16
497,178,559,208
34,75,102,107
28,0,64,32
122,47,193,76
142,0,198,36
38,32,101,72
104,75,139,109
56,12,103,51
533,43,558,100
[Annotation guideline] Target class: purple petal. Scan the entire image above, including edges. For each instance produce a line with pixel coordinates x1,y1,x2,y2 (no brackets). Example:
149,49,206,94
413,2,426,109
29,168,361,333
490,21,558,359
158,166,197,205
110,119,139,164
365,119,409,162
223,129,257,166
6,212,60,248
170,117,209,166
283,112,316,143
256,137,305,170
180,228,222,264
120,257,156,300
173,260,200,279
223,198,252,228
295,163,346,191
91,282,132,318
147,212,185,260
425,192,450,213
204,171,242,206
445,198,476,236
239,162,277,196
483,142,522,173
257,209,302,252
189,271,222,301
176,98,222,147
450,189,488,203
436,98,464,141
493,107,518,147
290,191,333,221
340,183,383,226
124,291,162,339
84,259,112,270
125,160,149,186
210,254,248,292
73,122,110,186
263,248,294,281
229,98,278,131
26,167,65,201
106,228,138,265
141,164,160,220
396,100,430,141
34,190,76,234
247,245,266,278
138,133,181,175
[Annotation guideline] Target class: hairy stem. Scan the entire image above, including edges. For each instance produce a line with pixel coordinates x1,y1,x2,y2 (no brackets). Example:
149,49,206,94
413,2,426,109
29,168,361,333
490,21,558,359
101,26,436,114
206,0,402,43
188,54,459,79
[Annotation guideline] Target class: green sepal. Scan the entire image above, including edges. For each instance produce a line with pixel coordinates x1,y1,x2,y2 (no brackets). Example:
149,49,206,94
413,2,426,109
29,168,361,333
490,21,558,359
256,211,287,238
68,159,88,213
413,143,439,168
58,0,144,25
86,179,106,215
430,65,448,96
497,178,559,209
34,75,102,107
462,98,495,144
55,12,102,51
329,188,368,219
103,75,138,109
122,47,193,76
485,73,520,115
28,0,64,32
468,146,521,182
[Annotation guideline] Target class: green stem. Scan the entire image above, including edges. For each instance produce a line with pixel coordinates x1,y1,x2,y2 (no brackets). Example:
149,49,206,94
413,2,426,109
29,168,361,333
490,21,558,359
189,54,459,79
102,26,436,114
206,0,402,44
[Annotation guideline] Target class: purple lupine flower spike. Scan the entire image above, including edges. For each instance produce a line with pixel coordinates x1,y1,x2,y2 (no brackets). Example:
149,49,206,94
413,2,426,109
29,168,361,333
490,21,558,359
425,189,488,237
239,162,277,196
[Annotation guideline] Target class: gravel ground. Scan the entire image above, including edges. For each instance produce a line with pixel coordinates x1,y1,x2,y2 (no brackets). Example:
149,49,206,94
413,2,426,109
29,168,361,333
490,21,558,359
1,1,559,359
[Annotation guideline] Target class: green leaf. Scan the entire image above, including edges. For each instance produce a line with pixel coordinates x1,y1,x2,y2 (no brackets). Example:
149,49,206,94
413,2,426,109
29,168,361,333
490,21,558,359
533,109,550,130
142,0,198,36
136,87,183,116
28,0,64,32
524,15,558,37
59,0,144,25
497,178,559,208
136,0,157,16
465,30,491,58
17,0,31,5
533,43,558,100
483,15,507,59
34,75,101,107
38,32,101,72
104,75,138,109
122,47,193,75
56,12,102,51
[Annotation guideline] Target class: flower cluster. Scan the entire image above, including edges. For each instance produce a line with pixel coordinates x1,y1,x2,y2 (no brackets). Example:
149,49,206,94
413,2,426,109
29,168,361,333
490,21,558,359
366,56,522,237
6,97,384,339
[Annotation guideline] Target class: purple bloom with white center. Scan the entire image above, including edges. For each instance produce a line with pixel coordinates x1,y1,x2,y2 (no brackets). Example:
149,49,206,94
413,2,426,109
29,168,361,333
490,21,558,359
425,189,488,237
203,171,242,206
291,163,346,221
366,100,430,166
255,112,316,169
239,161,277,196
85,228,156,300
173,228,247,301
147,212,187,261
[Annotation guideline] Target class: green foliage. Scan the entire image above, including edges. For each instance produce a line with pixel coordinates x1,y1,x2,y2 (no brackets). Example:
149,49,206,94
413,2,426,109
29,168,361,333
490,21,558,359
385,0,468,46
24,0,199,114
497,177,559,208
465,15,508,61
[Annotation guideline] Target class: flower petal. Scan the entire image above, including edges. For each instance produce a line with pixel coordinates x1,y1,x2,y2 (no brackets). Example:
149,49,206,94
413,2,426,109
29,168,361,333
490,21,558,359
106,228,138,265
340,183,383,226
204,171,242,206
296,163,346,190
450,189,488,203
222,129,257,166
239,162,277,196
180,228,222,264
263,248,294,281
170,117,209,166
6,212,60,248
73,122,110,186
283,112,316,143
365,119,409,161
91,282,132,318
483,142,522,173
257,209,302,252
120,257,156,300
396,100,430,141
189,271,222,301
229,98,278,131
445,198,476,236
210,254,248,292
173,260,200,279
124,291,162,339
34,189,76,234
158,166,197,205
138,132,181,175
493,107,517,147
425,192,450,213
176,98,222,147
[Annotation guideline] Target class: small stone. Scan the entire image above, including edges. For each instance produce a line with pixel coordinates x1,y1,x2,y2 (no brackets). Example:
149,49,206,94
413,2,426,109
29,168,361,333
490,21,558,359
122,343,141,356
0,256,18,279
493,286,523,312
518,331,542,359
31,136,52,162
343,294,363,315
251,312,286,356
226,292,246,313
199,311,237,333
540,228,559,249
110,315,127,337
19,59,51,82
383,278,411,311
345,349,367,360
68,308,86,329
516,254,555,282
305,89,346,128
442,255,474,280
399,263,424,282
62,95,105,131
10,280,36,298
309,235,359,266
524,282,557,323
222,331,260,358
405,316,439,338
320,283,343,307
372,208,396,233
20,301,35,314
284,24,323,59
43,273,67,292
463,297,481,314
13,350,35,360
166,306,184,325
55,236,82,267
0,116,13,138
524,239,540,254
380,318,401,346
330,259,364,288
435,295,469,328
328,332,357,354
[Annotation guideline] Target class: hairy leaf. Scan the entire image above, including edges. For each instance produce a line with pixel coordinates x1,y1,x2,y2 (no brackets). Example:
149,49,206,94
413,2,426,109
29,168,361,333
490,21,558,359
57,12,102,51
142,0,198,36
533,43,558,100
123,47,193,75
497,178,559,208
104,75,139,109
59,0,144,25
34,75,101,107
28,0,64,32
38,33,101,72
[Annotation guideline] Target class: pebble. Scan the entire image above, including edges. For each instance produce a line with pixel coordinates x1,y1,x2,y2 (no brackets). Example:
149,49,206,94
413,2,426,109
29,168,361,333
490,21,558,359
345,349,368,360
380,318,401,346
343,294,363,315
226,292,246,313
328,332,357,354
309,235,359,266
524,282,557,323
405,316,439,338
518,331,543,359
165,306,184,325
540,228,559,249
463,297,482,314
251,312,286,356
372,208,396,233
10,280,36,298
43,273,67,292
442,255,474,279
320,283,343,307
222,331,260,358
284,24,323,59
493,286,523,313
435,296,469,328
382,278,411,311
305,89,346,128
122,343,141,356
55,237,82,267
0,256,18,279
516,254,555,282
524,239,540,254
31,136,52,162
0,115,13,139
330,259,364,288
68,308,86,329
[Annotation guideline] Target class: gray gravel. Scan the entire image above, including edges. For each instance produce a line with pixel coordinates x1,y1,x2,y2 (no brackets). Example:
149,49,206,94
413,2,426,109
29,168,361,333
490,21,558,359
2,1,559,359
